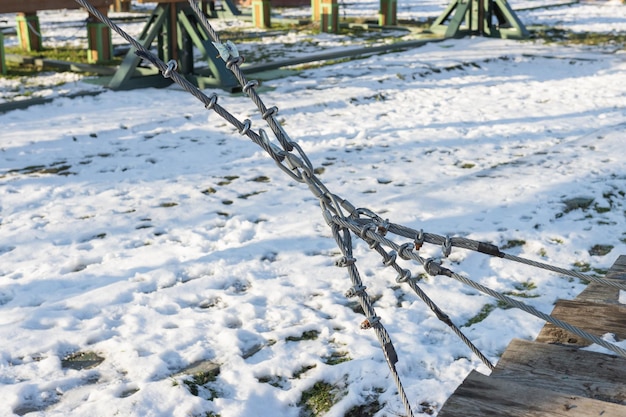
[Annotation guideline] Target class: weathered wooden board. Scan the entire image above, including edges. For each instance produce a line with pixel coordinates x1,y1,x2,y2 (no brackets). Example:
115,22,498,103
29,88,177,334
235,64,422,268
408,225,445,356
576,255,626,303
606,255,626,279
438,370,626,417
491,338,626,404
535,300,626,345
0,1,113,14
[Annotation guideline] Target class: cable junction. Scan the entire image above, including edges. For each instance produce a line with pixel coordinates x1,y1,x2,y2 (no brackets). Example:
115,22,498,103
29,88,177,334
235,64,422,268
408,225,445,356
72,2,626,414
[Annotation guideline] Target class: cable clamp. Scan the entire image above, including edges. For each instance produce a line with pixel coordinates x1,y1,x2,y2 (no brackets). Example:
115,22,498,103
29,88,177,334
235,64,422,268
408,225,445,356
262,106,278,120
345,284,366,298
239,119,252,136
414,229,424,250
442,235,452,258
424,258,443,276
213,40,239,62
163,59,177,78
243,80,259,94
205,93,218,110
360,316,380,330
395,269,412,283
383,251,397,267
398,243,414,260
376,218,390,236
335,256,356,267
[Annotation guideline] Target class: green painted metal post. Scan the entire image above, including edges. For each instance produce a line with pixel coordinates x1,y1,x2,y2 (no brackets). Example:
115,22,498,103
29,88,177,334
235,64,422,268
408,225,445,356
87,11,113,64
0,32,6,76
379,0,397,26
252,0,271,29
16,12,42,52
312,0,322,21
320,0,339,33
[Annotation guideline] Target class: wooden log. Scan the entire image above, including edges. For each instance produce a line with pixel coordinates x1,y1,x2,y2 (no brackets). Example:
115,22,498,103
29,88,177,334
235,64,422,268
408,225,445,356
438,370,626,417
0,1,113,14
536,299,626,346
491,338,626,404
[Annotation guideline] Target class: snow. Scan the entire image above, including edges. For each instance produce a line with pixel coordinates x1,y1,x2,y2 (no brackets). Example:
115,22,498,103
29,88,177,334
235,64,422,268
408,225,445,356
1,1,626,416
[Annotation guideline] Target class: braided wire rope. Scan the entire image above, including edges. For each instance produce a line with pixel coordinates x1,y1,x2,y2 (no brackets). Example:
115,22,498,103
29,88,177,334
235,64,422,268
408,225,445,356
376,220,626,290
331,215,626,358
72,0,626,413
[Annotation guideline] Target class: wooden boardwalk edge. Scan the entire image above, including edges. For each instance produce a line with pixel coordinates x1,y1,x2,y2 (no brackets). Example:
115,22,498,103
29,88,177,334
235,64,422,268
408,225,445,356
438,255,626,417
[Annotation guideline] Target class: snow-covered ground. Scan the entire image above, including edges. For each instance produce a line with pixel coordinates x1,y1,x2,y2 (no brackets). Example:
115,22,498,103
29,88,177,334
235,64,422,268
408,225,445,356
1,1,625,416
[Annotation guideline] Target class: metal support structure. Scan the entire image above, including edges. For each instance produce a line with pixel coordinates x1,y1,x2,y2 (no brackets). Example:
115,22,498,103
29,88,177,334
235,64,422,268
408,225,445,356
0,32,6,75
111,0,132,11
311,0,322,21
108,2,238,91
379,0,397,26
431,0,528,39
16,12,42,51
87,10,113,63
252,0,271,28
320,0,339,33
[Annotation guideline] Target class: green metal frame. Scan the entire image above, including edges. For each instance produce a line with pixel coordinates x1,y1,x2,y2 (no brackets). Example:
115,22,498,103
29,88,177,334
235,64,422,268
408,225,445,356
0,32,6,75
108,3,238,91
431,0,528,39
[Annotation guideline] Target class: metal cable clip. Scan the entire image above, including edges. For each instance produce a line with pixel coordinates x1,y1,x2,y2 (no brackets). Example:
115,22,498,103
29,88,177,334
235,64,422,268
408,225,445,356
335,256,356,267
345,284,366,298
442,235,452,258
398,243,414,260
414,229,424,250
163,59,177,78
360,316,380,330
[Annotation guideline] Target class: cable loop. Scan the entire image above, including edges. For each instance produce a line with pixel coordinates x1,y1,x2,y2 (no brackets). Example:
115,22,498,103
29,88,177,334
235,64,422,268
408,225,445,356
398,243,414,260
163,59,177,78
262,106,279,120
238,119,252,136
396,269,412,283
205,93,218,110
383,251,398,267
243,80,259,93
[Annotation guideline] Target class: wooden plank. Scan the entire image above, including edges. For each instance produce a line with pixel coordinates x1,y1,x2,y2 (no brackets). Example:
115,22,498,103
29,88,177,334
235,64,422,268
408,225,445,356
438,370,626,417
606,255,626,280
576,255,626,303
0,1,113,14
536,300,626,345
492,339,626,404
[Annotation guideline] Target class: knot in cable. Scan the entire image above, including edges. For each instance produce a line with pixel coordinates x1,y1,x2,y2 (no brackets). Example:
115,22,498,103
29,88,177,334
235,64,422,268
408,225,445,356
163,59,177,78
345,284,367,298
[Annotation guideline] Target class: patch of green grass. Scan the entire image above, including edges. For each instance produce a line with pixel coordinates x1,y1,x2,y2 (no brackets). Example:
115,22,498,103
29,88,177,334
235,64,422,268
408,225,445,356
299,381,344,417
61,351,104,370
532,28,626,47
286,330,320,342
322,351,351,366
501,239,525,250
293,364,317,379
463,304,496,327
589,244,613,257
